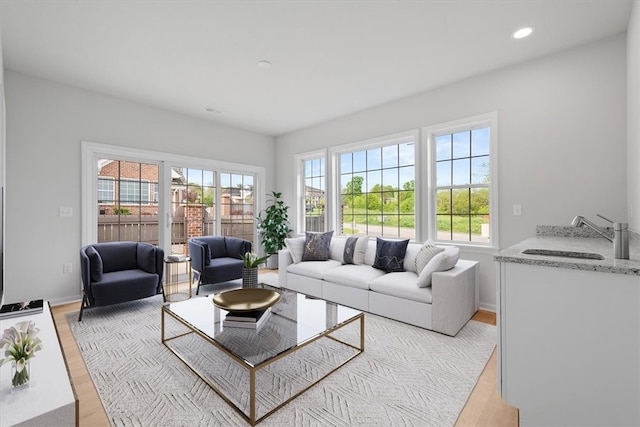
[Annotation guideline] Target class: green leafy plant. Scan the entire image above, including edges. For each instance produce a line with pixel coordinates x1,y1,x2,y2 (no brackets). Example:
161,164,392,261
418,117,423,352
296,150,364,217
242,252,270,268
257,191,292,255
113,207,131,215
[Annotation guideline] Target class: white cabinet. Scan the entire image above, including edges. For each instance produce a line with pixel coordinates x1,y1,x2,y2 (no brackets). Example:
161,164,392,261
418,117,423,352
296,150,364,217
0,303,77,426
497,262,640,426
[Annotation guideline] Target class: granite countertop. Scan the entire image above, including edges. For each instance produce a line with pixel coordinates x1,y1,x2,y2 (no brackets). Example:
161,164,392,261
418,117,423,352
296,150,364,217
494,227,640,276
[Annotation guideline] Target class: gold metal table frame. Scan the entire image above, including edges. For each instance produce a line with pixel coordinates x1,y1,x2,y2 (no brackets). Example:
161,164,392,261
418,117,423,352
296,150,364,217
161,289,364,425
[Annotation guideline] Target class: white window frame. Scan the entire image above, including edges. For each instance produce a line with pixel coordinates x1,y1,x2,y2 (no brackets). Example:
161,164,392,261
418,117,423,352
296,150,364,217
294,149,328,233
422,112,499,249
81,141,266,255
329,129,421,240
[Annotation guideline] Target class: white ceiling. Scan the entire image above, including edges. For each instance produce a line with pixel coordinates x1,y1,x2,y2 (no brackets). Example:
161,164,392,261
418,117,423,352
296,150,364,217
0,0,633,136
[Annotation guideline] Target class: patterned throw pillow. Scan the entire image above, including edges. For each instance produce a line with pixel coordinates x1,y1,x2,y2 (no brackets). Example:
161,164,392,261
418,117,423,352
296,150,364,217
372,238,410,272
416,247,460,288
343,236,368,265
414,243,445,274
302,231,334,261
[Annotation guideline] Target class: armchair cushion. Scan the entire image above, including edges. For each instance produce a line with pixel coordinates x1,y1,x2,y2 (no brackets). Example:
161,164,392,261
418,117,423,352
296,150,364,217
86,246,103,282
208,238,227,258
225,237,247,259
94,241,138,273
137,243,157,274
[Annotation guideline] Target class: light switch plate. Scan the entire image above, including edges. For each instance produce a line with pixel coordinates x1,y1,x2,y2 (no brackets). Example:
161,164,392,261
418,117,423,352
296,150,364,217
513,204,522,216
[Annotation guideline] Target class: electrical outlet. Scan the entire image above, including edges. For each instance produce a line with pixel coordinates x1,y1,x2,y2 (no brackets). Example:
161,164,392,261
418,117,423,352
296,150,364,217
59,207,73,217
63,263,72,274
513,204,522,216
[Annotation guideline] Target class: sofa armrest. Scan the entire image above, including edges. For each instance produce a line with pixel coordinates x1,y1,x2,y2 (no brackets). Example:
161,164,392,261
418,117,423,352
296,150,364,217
278,248,293,288
430,259,478,336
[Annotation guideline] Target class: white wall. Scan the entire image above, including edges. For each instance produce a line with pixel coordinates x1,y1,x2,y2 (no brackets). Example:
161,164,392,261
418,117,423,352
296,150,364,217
629,1,640,232
275,35,628,310
4,70,275,304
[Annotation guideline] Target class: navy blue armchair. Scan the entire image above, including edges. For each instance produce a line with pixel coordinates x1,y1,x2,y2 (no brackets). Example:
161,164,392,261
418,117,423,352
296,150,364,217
79,241,164,321
188,236,251,295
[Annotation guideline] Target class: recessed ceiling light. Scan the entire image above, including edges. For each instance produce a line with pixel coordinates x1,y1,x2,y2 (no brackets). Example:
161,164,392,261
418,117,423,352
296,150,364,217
513,27,534,39
257,60,272,69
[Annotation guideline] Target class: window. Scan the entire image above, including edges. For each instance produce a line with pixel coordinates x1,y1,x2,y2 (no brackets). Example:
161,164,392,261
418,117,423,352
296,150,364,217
96,159,159,243
84,141,266,255
97,178,114,203
120,179,150,204
426,112,496,246
339,134,416,239
220,172,255,242
303,157,326,232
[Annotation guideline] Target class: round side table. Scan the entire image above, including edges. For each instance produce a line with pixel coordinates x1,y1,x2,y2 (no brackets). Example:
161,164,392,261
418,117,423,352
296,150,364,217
163,256,192,302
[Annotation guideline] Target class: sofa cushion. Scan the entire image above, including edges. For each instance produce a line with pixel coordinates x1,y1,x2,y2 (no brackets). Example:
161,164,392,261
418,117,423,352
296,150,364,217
285,237,305,263
302,231,334,261
191,239,211,265
369,272,433,304
373,238,410,272
403,242,422,273
414,243,445,274
287,259,342,280
87,245,103,282
322,264,386,290
343,236,368,265
416,246,460,288
137,243,157,274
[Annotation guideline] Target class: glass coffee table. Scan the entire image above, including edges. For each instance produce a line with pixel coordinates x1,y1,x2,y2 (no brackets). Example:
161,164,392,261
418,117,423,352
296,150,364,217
161,285,364,425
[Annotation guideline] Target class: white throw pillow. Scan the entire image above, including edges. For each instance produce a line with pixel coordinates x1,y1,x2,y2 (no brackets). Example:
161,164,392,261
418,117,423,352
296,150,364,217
414,243,445,274
416,247,460,288
284,236,305,264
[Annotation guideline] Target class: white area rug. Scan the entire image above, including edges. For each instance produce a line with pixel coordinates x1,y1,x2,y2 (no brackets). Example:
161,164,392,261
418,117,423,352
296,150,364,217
68,274,496,426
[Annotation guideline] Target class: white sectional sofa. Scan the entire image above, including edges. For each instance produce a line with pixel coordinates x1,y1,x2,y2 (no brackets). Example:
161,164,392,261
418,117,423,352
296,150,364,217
278,235,479,336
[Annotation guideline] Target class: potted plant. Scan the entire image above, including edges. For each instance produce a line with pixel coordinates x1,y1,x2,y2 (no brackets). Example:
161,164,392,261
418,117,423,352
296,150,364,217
241,252,269,287
257,191,292,268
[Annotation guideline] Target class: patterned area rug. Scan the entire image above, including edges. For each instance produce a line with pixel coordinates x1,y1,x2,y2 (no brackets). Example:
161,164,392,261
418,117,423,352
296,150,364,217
67,273,496,427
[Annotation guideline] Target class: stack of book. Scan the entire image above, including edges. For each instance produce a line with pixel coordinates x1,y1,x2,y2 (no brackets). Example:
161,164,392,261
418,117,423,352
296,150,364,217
166,254,188,262
223,308,270,329
0,299,44,320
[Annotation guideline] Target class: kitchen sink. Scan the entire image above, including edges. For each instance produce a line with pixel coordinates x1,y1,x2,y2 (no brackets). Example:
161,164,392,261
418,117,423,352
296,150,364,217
520,249,605,260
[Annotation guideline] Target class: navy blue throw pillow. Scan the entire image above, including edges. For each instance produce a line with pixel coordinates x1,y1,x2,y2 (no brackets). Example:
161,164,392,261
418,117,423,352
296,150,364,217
373,238,410,272
86,245,103,282
192,239,211,264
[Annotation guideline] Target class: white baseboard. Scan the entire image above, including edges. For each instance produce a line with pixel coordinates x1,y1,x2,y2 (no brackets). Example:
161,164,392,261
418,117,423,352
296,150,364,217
479,302,496,313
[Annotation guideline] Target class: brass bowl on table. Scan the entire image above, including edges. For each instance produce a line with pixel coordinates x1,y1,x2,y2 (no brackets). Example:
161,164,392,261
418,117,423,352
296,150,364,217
212,288,281,312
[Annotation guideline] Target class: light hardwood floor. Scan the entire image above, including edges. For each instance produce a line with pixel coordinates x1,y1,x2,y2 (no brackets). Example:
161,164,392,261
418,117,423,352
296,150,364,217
51,288,518,426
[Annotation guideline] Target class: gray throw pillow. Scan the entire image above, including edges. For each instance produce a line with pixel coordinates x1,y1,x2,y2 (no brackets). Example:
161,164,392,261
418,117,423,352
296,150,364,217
343,235,368,265
302,231,334,261
373,238,410,272
343,237,359,264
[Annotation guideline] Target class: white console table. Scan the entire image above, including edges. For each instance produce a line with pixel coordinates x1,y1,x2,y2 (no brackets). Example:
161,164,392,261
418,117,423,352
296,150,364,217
0,302,78,426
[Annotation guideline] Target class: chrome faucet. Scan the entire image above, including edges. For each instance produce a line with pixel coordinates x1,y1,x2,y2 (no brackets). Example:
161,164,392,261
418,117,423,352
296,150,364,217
571,214,629,260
